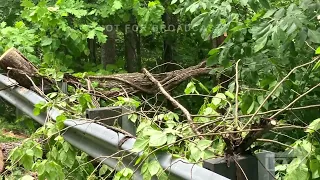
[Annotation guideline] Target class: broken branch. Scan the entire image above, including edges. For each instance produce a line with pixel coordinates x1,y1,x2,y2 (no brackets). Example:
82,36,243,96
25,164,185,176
142,68,203,138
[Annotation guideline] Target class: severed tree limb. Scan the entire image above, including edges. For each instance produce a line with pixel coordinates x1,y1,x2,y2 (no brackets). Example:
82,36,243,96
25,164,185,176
0,48,211,98
142,68,203,138
88,61,210,95
0,48,38,88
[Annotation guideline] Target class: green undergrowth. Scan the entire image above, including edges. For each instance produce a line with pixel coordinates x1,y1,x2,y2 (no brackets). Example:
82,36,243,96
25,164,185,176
0,114,38,143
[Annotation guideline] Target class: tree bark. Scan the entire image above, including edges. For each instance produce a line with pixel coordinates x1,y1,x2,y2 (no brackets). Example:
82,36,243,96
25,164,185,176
0,48,210,98
88,38,96,63
124,19,139,73
0,48,38,88
136,31,142,71
101,25,117,69
162,12,178,72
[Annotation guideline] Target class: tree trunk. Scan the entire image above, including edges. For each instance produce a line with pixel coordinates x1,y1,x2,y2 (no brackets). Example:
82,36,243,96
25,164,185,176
0,48,38,88
88,38,96,63
0,48,210,98
162,12,177,72
136,32,142,71
210,33,227,48
101,25,117,69
124,19,139,73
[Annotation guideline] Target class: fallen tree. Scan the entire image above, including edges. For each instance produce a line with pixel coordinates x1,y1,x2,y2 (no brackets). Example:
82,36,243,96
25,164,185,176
0,48,210,98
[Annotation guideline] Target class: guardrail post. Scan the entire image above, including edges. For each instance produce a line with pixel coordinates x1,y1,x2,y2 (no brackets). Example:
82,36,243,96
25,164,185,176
86,106,136,136
203,151,275,180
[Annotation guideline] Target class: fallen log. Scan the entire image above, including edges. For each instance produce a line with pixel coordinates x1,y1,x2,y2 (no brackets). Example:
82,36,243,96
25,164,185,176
0,48,38,89
0,48,211,98
89,61,210,95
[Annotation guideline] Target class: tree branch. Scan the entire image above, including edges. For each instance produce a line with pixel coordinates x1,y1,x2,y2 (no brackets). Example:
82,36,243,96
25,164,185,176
142,68,203,138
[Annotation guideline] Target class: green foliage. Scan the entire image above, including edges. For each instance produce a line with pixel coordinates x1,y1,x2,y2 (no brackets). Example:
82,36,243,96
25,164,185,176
1,0,320,179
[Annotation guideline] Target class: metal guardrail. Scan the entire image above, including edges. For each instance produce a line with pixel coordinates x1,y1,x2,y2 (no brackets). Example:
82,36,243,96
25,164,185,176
0,74,229,180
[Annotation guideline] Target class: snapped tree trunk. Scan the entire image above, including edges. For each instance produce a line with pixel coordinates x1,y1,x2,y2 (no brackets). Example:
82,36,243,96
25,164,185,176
0,48,38,88
101,25,117,69
0,48,210,99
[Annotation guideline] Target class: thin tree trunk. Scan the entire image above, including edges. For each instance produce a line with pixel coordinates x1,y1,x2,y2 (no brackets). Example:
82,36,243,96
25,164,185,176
162,12,177,72
124,21,138,73
101,25,117,69
88,38,96,63
136,32,141,71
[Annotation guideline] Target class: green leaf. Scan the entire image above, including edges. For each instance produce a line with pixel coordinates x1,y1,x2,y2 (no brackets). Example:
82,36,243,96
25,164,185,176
240,0,248,6
112,0,123,10
166,134,176,145
203,149,216,159
212,97,221,105
26,149,34,156
128,114,138,123
308,29,320,43
33,146,43,158
41,37,53,46
21,0,34,8
212,93,226,106
0,22,6,28
198,82,210,93
315,47,320,54
285,159,309,180
225,91,234,100
171,0,178,4
137,121,151,132
259,0,270,9
189,3,199,13
99,165,110,177
306,118,320,133
33,107,41,116
87,30,95,39
148,160,161,176
21,175,34,180
15,21,25,29
254,34,268,52
64,149,76,168
190,13,207,28
56,115,65,131
36,161,46,175
190,145,202,162
212,86,220,93
185,82,196,94
274,8,285,19
312,60,320,71
206,55,218,67
310,159,320,179
263,9,276,18
203,107,213,115
132,138,149,152
149,132,167,147
197,139,212,151
21,154,33,170
247,101,255,114
208,48,220,56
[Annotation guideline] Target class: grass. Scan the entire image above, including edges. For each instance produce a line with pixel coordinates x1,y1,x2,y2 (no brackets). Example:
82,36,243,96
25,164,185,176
0,132,21,143
0,116,37,143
